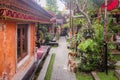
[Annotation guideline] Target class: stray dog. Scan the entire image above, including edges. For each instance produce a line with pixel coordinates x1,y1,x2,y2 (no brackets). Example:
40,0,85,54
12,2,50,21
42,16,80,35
67,59,77,73
68,52,77,59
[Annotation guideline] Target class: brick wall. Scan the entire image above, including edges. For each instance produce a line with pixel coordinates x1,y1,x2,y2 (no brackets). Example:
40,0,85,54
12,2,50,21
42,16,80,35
30,23,36,56
0,20,16,79
0,20,36,79
0,22,4,77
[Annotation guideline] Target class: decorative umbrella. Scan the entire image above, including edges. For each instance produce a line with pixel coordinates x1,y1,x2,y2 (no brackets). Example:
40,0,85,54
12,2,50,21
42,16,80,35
93,0,119,11
101,0,119,11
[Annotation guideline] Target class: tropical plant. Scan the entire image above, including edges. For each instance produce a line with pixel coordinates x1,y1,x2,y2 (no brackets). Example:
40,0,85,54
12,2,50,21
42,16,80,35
63,0,116,72
77,20,115,72
78,39,97,53
77,38,100,72
92,0,104,7
64,23,69,28
38,31,44,43
69,30,82,50
44,34,51,43
46,0,59,14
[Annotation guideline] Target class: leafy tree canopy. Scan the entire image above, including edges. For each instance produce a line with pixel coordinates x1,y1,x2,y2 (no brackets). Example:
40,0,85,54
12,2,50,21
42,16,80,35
46,0,59,14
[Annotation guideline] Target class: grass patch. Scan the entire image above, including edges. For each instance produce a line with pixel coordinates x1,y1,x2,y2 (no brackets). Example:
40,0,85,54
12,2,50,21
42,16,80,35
76,72,93,80
44,53,56,80
113,54,120,61
52,45,58,48
97,70,118,80
116,66,120,69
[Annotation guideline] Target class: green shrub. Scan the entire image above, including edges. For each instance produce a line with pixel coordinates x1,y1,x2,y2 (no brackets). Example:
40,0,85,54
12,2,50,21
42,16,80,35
77,20,116,72
45,34,51,43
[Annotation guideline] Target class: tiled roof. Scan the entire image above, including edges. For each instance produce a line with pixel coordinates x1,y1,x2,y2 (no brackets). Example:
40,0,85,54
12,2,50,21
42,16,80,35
0,0,54,24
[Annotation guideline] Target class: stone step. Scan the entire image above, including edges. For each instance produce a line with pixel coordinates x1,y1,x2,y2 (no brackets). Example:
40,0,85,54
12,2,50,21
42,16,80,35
115,61,120,66
91,71,100,80
115,70,120,80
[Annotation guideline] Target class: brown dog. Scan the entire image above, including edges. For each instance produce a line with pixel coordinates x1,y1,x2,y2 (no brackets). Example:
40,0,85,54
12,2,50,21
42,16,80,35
68,52,77,59
68,59,77,73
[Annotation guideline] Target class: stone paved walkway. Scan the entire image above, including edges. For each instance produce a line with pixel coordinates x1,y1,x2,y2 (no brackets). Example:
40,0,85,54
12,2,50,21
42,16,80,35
116,61,120,66
51,37,76,80
37,37,76,80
